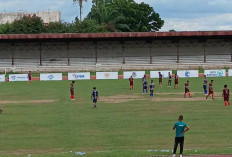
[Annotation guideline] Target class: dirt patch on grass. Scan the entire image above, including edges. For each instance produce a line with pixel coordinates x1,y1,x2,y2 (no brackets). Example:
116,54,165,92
0,100,58,104
100,94,211,103
0,148,64,156
100,95,146,103
152,97,206,102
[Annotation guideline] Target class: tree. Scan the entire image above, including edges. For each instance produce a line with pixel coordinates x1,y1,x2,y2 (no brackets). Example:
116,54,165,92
73,0,88,21
87,0,164,32
11,14,44,34
44,22,72,33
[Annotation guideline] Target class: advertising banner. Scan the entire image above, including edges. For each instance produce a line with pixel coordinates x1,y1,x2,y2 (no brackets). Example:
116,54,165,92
40,73,62,81
150,71,172,78
123,71,145,79
96,72,118,80
9,74,28,82
204,70,226,77
177,70,199,78
0,75,5,82
68,72,90,80
228,69,232,76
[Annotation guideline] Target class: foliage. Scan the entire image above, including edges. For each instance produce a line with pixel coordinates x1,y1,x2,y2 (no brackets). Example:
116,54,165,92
0,0,164,34
44,22,72,33
88,0,164,32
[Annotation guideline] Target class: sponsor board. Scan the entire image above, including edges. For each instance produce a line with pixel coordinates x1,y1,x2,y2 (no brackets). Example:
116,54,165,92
123,71,145,79
96,72,118,79
150,71,172,78
0,75,5,82
228,69,232,76
177,70,199,78
68,72,90,80
9,74,28,82
40,73,62,81
204,70,226,77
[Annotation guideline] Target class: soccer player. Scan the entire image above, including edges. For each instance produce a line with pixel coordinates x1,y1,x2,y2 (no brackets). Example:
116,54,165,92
70,81,75,100
222,85,230,108
184,80,191,98
203,75,208,95
172,115,189,157
158,72,163,87
174,73,179,89
149,80,155,97
168,72,172,87
28,71,32,84
206,80,214,100
91,87,98,108
142,75,148,94
129,76,134,90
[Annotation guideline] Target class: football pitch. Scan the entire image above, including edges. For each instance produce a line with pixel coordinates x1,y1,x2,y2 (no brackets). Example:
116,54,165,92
0,77,232,157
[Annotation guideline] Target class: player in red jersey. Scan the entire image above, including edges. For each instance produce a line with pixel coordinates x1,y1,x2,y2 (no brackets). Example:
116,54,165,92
28,71,32,84
70,81,75,100
184,80,191,98
222,85,230,108
158,72,163,87
174,73,179,89
206,80,214,100
129,76,134,90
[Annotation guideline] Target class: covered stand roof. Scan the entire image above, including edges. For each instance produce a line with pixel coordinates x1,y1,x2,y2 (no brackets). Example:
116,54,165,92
0,31,232,42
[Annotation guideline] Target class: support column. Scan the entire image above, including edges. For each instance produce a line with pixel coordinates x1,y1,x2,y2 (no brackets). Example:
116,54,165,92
11,43,14,66
94,42,98,64
122,41,125,64
176,42,179,63
204,42,206,63
149,42,152,64
67,42,70,66
39,43,42,66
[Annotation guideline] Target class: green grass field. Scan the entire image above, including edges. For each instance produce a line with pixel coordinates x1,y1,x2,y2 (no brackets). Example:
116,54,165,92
0,77,232,157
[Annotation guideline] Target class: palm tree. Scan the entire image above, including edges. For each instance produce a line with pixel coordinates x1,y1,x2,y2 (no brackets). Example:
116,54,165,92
73,0,87,21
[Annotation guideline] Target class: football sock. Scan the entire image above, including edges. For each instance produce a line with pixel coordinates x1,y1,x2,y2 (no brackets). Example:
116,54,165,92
188,93,191,97
228,101,230,106
225,102,227,107
212,94,214,99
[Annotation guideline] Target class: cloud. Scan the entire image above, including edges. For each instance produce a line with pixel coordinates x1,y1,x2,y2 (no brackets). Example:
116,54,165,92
161,13,232,31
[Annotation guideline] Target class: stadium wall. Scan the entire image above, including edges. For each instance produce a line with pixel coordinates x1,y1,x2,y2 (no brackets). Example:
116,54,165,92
0,32,231,72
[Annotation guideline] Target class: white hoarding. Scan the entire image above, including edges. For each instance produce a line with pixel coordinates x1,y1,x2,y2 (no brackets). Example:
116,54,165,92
228,69,232,76
123,71,145,79
177,70,199,78
40,73,62,81
0,75,5,82
68,72,90,80
204,69,226,77
9,74,28,82
96,72,118,80
150,71,172,78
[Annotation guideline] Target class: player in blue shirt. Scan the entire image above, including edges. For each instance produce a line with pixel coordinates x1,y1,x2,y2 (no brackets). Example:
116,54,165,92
203,75,208,95
91,87,98,108
142,75,148,94
172,115,189,157
149,80,155,97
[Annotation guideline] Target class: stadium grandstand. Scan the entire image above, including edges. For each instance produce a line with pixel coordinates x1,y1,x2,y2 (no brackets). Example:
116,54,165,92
0,30,232,72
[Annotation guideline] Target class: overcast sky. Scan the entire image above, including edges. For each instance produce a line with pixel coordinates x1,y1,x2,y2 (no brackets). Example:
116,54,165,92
0,0,232,32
